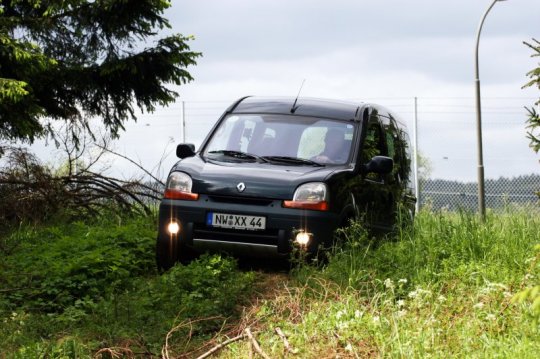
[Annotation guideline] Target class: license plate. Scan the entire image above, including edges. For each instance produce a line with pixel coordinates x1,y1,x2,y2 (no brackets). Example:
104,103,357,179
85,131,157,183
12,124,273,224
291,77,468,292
207,212,266,231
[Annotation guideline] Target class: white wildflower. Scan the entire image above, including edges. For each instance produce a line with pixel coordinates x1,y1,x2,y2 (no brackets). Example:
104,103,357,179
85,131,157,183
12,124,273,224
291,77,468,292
345,343,353,352
397,299,406,308
398,278,408,284
336,310,345,320
473,302,485,310
437,295,447,303
372,315,380,324
354,310,363,318
485,313,497,321
384,278,394,289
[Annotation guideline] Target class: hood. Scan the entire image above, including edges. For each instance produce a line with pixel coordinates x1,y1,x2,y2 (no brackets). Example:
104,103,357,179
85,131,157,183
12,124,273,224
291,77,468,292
171,155,341,199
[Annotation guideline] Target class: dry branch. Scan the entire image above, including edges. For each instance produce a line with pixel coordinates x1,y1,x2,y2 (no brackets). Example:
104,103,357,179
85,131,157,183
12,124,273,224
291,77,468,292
275,327,296,354
95,144,165,186
245,327,271,359
195,334,248,359
0,145,164,226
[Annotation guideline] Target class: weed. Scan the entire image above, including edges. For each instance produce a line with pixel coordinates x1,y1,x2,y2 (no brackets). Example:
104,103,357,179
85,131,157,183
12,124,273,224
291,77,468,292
2,210,540,357
0,216,255,356
217,209,540,358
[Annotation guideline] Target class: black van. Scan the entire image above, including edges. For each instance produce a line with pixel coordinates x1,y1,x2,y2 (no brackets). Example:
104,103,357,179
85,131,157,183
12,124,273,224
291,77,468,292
156,96,416,269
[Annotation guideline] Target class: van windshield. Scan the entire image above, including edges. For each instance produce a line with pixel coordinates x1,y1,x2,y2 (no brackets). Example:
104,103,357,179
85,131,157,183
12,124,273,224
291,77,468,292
203,114,356,165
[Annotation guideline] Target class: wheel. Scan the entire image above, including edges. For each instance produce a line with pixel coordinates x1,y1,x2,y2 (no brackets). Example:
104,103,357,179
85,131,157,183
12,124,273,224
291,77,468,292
177,243,197,265
156,233,197,271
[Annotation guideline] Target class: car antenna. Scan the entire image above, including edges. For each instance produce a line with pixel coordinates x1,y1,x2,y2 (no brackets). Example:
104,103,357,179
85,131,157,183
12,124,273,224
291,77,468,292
290,79,306,113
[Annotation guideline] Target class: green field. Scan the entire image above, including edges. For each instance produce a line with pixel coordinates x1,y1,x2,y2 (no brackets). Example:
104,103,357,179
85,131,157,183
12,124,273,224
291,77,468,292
1,208,539,358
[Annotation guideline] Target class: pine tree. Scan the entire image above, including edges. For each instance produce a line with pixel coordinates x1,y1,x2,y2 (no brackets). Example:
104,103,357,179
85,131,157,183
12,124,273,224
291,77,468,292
523,39,539,198
0,0,200,143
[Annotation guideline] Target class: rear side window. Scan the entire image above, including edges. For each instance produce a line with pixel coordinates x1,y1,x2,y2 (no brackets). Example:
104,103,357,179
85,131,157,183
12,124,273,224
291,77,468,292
384,119,412,184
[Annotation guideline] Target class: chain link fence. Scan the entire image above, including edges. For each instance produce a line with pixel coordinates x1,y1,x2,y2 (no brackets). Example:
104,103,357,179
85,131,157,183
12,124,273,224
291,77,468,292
412,97,540,211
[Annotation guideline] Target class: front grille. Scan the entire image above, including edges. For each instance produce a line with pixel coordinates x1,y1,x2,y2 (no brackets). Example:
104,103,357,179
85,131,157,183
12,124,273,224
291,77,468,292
193,224,279,246
207,195,273,206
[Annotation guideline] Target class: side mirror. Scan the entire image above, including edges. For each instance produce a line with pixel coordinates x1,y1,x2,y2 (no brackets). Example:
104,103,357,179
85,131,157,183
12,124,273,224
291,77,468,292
362,156,393,175
176,143,196,159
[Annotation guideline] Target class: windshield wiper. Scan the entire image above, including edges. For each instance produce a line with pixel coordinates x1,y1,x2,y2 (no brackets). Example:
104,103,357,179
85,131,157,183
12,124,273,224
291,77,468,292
207,150,268,163
262,156,324,167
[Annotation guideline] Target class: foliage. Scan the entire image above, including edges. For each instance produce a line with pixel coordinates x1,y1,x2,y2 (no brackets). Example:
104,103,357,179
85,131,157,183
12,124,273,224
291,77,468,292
218,210,540,358
523,39,540,198
3,210,540,357
0,215,255,356
0,0,201,144
523,39,540,153
0,144,163,228
1,216,157,313
512,243,540,320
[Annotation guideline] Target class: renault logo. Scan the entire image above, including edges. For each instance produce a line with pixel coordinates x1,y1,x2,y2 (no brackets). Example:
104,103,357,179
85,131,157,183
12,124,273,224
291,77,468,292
236,182,246,192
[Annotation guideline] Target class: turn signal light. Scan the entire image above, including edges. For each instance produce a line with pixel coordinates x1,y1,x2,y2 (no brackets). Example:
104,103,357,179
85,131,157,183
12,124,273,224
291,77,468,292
164,189,199,201
282,200,328,211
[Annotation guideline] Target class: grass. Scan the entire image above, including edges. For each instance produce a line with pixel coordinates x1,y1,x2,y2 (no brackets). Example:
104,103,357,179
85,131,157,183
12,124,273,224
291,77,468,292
0,213,255,357
1,207,539,357
217,208,540,358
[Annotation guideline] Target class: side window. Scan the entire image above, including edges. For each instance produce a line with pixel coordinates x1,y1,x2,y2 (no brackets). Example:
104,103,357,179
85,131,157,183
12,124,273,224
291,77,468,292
361,121,384,163
384,119,412,185
361,120,386,181
384,122,401,181
385,132,395,159
398,129,413,185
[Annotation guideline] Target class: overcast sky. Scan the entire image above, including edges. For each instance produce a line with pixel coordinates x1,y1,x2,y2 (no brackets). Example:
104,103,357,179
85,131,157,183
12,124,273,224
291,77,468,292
166,0,539,99
33,0,540,182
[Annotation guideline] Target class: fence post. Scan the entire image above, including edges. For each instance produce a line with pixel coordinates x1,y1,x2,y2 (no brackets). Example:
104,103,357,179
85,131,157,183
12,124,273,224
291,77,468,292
182,100,186,143
413,97,420,213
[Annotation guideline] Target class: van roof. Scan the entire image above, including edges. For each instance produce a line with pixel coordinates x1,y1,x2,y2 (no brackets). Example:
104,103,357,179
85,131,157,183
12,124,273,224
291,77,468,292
229,96,365,121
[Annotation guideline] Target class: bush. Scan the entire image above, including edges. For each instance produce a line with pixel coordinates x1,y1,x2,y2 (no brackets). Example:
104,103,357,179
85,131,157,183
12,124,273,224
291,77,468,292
0,216,255,356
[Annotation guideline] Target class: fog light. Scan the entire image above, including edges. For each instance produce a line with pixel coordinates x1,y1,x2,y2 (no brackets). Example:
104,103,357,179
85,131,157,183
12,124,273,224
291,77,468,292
295,232,312,246
167,221,180,235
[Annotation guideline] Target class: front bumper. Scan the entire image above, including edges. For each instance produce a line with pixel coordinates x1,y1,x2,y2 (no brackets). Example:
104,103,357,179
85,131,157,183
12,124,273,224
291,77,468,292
157,194,340,258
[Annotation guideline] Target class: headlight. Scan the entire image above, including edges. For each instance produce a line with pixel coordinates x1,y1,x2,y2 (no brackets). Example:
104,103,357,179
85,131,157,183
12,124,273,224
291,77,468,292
163,172,199,200
283,182,328,211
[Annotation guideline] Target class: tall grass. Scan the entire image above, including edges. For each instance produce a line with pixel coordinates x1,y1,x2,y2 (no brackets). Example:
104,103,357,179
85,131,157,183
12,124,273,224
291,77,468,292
222,208,540,358
1,209,539,357
0,215,255,357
